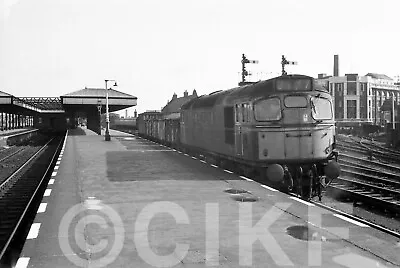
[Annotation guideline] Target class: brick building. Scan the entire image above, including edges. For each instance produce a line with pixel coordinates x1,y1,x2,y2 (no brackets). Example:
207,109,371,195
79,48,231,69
317,56,400,128
161,90,197,119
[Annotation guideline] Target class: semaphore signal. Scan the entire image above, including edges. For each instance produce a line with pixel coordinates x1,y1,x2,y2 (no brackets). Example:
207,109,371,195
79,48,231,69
281,55,297,75
240,54,259,85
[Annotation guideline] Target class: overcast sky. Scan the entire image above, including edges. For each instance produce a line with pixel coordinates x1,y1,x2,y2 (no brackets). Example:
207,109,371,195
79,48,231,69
1,0,399,115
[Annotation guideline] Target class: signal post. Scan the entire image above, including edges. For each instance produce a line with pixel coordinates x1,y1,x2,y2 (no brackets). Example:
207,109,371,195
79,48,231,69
239,54,258,86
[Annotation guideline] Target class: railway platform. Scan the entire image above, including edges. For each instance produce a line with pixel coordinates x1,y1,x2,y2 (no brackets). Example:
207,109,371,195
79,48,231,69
0,128,38,147
16,128,400,268
0,128,35,137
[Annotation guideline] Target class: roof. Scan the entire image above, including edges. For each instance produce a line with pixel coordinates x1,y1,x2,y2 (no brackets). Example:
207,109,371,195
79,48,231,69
162,95,197,114
19,97,64,111
62,88,137,99
0,91,12,97
182,75,325,110
365,73,393,80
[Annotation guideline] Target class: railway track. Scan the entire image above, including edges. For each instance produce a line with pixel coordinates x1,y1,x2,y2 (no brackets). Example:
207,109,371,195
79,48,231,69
0,147,23,162
337,139,400,164
339,153,400,174
360,138,400,157
0,134,64,266
324,150,400,213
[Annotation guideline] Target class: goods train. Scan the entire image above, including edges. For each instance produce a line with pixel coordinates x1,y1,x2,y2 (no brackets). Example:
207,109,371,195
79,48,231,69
137,74,341,200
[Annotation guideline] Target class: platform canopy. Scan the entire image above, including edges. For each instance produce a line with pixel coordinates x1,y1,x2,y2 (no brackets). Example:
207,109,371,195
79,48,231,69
19,97,64,113
61,87,137,112
0,87,137,115
1,91,44,114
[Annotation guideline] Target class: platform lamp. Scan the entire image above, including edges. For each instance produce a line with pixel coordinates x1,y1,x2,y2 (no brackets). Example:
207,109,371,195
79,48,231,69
105,79,117,141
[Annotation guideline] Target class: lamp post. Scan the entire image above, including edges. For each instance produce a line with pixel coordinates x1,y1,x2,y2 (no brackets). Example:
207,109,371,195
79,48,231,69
97,99,102,135
105,79,117,141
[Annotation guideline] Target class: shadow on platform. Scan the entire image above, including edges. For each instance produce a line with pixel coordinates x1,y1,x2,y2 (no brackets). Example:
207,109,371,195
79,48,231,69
67,127,88,136
106,151,242,181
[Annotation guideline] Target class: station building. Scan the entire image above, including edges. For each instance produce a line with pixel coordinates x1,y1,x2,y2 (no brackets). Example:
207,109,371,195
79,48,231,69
1,87,137,134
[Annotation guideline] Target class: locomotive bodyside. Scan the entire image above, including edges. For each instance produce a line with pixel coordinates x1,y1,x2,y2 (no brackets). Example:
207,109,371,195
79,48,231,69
138,75,340,200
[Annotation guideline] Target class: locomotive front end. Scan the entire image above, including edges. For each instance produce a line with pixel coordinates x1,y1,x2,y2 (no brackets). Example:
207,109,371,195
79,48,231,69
256,76,340,200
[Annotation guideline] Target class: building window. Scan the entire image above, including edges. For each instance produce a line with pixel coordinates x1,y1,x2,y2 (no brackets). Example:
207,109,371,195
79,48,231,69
347,82,356,95
347,100,357,119
360,83,368,95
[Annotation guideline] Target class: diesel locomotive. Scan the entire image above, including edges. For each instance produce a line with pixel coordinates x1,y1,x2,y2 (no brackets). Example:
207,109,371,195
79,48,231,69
138,74,341,200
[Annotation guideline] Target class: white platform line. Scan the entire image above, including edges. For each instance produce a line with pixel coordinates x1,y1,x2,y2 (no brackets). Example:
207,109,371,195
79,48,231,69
210,164,218,168
240,176,253,182
224,169,233,174
44,189,52,197
260,184,279,192
27,223,41,239
48,179,55,185
51,171,57,177
289,196,315,206
56,161,61,165
54,166,59,170
15,257,30,268
131,149,174,152
37,203,47,213
333,214,369,227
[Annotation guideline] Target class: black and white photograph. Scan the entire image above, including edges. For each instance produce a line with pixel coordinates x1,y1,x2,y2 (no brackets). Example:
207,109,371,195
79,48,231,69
1,0,399,267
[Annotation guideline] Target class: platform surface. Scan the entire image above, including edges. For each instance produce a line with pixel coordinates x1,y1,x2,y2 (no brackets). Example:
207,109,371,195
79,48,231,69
0,128,35,137
17,128,400,268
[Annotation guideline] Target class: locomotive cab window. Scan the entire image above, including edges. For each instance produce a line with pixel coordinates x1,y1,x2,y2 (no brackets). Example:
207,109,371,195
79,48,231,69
254,98,281,121
310,96,332,120
284,96,307,108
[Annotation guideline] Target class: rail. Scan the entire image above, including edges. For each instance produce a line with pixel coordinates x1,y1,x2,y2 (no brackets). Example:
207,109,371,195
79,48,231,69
0,133,64,263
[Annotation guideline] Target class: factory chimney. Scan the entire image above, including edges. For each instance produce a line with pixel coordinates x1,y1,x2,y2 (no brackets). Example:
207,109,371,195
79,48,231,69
334,55,339,77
